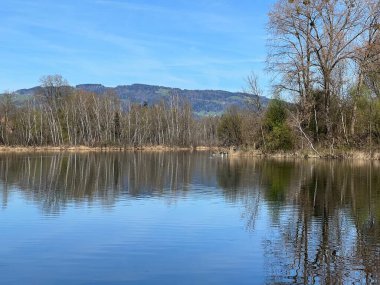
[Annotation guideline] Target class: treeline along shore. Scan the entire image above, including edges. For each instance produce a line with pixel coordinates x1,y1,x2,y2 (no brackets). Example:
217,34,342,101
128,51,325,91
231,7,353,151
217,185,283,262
0,75,218,149
1,0,380,158
0,71,380,159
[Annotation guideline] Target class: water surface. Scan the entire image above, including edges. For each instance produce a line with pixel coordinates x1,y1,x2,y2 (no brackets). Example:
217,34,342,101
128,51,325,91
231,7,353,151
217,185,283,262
0,152,379,284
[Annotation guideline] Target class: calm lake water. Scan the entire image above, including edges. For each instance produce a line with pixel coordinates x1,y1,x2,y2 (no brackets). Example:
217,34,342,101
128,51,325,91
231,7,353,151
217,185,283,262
0,152,379,284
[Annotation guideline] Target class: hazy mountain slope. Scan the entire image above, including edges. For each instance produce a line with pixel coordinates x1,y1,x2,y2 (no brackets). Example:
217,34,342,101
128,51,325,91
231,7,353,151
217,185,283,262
13,83,269,115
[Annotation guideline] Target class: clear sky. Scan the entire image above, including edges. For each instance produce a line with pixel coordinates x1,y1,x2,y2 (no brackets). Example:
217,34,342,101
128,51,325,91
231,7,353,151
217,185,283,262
0,0,275,93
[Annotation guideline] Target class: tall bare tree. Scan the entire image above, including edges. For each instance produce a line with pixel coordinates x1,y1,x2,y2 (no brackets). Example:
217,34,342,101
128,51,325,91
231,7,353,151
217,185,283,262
268,0,377,144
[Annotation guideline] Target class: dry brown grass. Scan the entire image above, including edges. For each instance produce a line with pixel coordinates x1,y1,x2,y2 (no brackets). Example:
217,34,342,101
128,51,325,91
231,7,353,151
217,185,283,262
0,145,378,160
0,145,215,153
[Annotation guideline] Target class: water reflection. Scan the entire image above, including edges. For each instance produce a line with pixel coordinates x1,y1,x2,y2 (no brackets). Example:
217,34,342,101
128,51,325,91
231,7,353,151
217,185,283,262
216,157,380,284
0,152,218,213
0,152,379,284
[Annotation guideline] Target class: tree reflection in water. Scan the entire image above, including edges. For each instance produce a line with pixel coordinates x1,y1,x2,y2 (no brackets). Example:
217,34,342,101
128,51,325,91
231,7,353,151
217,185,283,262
0,152,379,283
216,158,380,284
0,152,209,213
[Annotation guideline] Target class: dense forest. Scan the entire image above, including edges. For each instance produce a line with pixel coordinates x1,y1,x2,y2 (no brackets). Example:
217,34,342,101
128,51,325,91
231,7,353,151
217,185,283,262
0,0,379,154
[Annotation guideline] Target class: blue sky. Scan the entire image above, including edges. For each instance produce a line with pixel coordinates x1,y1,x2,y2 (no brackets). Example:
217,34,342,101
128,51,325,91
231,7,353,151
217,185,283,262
0,0,275,93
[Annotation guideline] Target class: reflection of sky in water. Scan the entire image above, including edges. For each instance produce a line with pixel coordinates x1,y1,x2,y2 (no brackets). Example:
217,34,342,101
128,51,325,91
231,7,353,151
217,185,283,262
0,189,267,284
0,152,379,284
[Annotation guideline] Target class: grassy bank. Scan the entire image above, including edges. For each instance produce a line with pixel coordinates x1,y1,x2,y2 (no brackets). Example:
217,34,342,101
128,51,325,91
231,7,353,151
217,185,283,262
229,148,380,160
0,145,217,153
0,145,379,160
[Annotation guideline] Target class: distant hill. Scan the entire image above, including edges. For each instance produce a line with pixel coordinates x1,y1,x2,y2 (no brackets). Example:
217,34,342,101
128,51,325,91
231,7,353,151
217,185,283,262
13,83,269,116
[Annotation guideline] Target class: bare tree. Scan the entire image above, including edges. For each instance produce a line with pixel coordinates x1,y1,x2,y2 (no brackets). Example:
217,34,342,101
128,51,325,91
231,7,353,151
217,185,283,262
0,92,16,145
244,72,267,148
268,0,376,145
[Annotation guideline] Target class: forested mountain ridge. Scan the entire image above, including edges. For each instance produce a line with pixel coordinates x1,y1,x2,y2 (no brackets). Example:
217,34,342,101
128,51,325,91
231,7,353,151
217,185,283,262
14,83,269,116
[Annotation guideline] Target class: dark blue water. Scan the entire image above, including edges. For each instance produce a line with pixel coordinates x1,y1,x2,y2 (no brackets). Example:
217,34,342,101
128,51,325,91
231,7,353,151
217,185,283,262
0,152,379,284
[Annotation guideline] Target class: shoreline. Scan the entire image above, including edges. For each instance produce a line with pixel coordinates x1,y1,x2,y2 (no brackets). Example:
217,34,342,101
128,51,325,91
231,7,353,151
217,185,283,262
0,145,217,153
229,149,380,160
0,145,379,160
